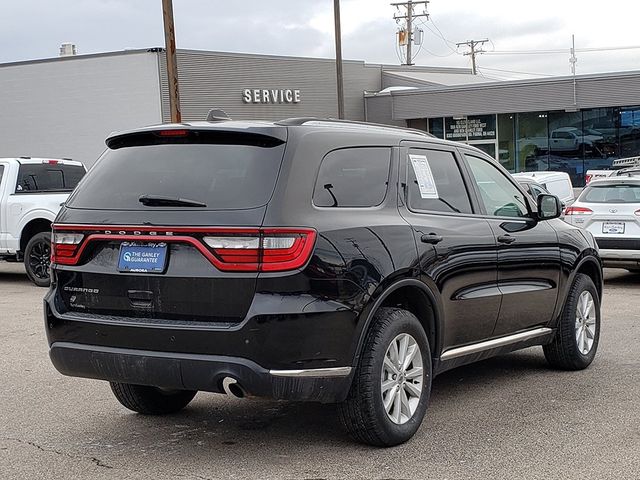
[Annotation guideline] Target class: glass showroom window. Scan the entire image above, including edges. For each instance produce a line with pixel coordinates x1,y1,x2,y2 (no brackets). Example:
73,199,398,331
548,110,583,187
516,111,549,172
582,107,620,175
619,106,640,159
428,117,444,139
497,114,515,171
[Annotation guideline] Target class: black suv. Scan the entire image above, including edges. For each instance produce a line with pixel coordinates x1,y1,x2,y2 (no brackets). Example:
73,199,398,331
46,119,602,446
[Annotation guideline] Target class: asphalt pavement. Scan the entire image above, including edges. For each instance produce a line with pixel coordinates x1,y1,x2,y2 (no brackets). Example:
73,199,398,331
0,263,638,479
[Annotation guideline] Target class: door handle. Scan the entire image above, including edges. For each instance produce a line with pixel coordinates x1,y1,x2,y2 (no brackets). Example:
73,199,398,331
497,234,516,244
421,233,443,244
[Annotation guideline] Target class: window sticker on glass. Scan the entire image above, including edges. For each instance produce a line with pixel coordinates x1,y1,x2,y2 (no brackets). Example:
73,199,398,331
409,154,439,199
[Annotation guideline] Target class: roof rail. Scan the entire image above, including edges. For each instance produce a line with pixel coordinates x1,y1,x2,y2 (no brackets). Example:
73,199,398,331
275,117,434,138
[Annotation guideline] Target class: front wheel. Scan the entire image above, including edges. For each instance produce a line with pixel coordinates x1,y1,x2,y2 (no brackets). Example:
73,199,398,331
110,383,197,415
338,307,432,447
24,231,51,287
543,273,600,370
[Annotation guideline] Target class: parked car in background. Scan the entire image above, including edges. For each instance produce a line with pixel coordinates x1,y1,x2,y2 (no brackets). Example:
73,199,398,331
46,118,602,447
513,176,551,200
564,177,640,271
585,156,640,184
512,171,575,208
0,157,86,286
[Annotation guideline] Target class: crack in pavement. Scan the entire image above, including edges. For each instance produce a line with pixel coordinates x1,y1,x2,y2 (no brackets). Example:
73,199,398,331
3,437,113,470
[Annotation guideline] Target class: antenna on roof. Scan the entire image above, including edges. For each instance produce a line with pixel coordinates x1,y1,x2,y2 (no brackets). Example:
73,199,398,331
206,109,231,122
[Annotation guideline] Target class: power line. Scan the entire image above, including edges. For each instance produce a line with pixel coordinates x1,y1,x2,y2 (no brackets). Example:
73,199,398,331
477,66,556,77
484,45,640,56
414,18,457,56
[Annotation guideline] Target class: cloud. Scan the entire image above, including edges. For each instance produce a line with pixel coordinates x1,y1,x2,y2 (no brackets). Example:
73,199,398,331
0,0,638,78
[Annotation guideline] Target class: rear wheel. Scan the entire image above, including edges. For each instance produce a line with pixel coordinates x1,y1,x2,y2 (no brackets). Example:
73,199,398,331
24,231,51,287
543,273,600,370
110,383,197,415
338,307,432,447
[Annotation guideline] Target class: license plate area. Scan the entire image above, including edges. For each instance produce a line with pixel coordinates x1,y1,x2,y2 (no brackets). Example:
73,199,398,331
602,222,625,234
118,242,168,273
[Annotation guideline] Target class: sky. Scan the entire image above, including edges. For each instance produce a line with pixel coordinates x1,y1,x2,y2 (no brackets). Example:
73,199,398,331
1,0,639,79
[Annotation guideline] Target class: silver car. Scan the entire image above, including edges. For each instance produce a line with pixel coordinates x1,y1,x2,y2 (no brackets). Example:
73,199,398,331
564,177,640,271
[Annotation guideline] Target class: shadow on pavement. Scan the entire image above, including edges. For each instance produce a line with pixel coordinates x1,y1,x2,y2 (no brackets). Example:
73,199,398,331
0,266,30,285
50,350,550,455
603,269,640,286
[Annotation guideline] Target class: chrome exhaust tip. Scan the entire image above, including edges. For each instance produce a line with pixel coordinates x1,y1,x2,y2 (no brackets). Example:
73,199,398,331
221,376,245,398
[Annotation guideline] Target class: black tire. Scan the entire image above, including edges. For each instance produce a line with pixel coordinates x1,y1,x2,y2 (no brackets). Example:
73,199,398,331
110,383,197,415
338,307,432,447
24,231,51,287
543,273,600,370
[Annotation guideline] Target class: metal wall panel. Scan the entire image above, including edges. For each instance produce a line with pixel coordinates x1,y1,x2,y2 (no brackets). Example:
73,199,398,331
0,52,162,166
364,96,405,126
378,72,640,121
158,50,382,122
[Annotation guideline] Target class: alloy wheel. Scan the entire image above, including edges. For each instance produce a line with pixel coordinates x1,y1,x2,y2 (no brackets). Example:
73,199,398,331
28,240,50,280
381,333,423,425
575,291,596,355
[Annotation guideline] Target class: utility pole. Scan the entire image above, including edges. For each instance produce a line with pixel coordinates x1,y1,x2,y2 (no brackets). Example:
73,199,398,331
333,0,345,119
392,1,429,66
456,39,489,75
570,34,578,106
162,0,181,123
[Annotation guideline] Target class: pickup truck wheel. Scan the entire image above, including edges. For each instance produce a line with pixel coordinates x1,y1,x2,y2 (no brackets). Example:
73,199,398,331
24,232,51,287
338,307,432,447
110,382,197,415
543,273,600,370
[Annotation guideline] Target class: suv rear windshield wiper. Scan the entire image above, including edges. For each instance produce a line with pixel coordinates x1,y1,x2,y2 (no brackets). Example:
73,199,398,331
138,194,207,208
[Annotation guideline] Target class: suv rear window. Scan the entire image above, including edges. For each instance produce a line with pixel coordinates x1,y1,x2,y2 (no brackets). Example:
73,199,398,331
313,147,391,207
16,163,85,193
66,142,285,210
580,184,640,203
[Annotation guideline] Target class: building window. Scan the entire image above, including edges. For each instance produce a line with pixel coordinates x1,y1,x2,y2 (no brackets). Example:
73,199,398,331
497,114,515,171
548,110,583,187
428,117,444,139
516,111,549,173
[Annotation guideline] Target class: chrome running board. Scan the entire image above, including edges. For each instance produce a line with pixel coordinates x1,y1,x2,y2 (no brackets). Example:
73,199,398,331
440,327,553,361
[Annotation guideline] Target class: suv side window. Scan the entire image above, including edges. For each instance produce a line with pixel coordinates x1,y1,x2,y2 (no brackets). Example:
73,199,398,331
465,154,529,218
313,147,391,207
406,149,472,214
16,164,85,193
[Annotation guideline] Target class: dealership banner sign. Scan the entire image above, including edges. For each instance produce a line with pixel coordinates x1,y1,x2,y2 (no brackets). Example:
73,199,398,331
243,89,301,104
445,115,496,141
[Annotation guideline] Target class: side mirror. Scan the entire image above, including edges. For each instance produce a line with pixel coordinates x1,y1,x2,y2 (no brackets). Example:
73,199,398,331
537,194,562,220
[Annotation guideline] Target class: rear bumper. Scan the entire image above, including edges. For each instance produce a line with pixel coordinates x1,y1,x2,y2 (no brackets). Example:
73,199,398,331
598,248,640,269
44,289,358,403
49,341,352,403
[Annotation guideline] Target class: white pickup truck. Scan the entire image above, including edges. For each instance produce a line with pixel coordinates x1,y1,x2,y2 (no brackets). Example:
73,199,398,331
585,156,640,185
0,157,86,286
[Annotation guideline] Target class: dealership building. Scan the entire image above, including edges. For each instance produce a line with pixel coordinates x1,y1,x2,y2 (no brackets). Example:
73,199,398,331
1,47,640,185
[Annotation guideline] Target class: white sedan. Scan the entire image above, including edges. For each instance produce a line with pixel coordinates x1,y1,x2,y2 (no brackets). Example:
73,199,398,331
564,177,640,271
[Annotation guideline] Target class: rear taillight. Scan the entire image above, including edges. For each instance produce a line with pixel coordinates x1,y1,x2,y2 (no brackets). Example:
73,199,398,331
51,232,84,264
203,228,316,272
50,225,316,272
585,174,592,184
564,206,593,216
